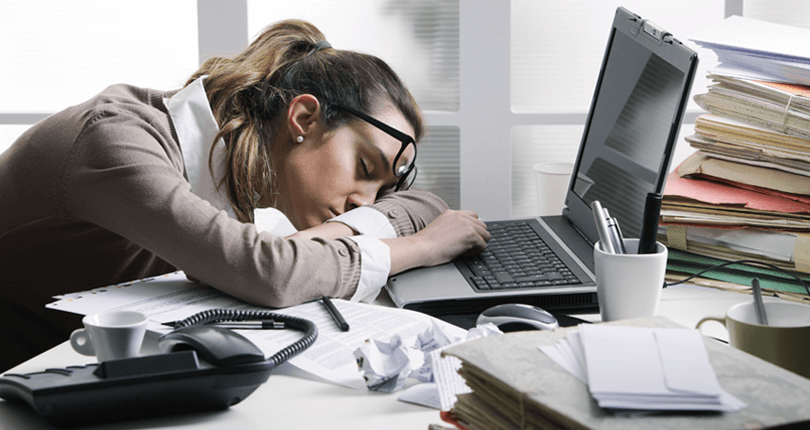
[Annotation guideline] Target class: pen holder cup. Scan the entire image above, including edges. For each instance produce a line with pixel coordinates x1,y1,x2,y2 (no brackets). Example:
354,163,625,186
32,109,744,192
594,239,667,322
696,301,810,378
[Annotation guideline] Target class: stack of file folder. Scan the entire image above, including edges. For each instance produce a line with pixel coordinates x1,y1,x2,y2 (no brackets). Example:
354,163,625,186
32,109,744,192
442,317,810,430
660,16,810,297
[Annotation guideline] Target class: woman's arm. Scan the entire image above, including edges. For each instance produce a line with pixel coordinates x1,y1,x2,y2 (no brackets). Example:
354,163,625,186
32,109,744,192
65,106,366,309
289,208,490,275
369,189,449,237
330,190,448,239
383,209,489,274
290,189,447,241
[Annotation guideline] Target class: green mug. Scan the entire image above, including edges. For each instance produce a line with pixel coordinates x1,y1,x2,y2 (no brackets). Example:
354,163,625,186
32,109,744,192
697,301,810,378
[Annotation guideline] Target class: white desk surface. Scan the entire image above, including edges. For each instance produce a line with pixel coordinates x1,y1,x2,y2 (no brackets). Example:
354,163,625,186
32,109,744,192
0,284,760,430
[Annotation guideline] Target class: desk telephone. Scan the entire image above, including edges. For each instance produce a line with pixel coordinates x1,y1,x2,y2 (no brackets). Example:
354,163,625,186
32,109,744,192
0,309,318,427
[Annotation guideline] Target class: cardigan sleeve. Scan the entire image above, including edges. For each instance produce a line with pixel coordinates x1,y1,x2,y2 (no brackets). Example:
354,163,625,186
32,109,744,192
61,106,362,308
367,189,449,237
327,187,449,239
326,189,449,302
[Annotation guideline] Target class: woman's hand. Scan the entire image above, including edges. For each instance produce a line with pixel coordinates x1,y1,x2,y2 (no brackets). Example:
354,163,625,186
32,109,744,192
384,209,489,274
284,207,489,275
413,209,490,265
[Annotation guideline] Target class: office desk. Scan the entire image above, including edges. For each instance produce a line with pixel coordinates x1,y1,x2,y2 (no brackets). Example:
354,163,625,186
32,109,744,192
0,284,760,429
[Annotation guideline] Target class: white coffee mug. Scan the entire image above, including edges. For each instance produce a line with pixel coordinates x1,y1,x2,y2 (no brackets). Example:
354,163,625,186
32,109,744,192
70,311,148,362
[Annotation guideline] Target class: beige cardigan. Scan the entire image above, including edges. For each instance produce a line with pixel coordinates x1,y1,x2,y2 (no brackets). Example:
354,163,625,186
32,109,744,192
0,84,446,336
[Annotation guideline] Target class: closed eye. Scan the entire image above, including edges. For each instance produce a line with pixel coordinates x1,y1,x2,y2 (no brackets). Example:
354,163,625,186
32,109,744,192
360,158,372,179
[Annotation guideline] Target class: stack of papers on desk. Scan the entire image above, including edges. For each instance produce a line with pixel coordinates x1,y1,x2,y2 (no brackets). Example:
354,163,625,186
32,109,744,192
661,158,810,277
539,325,745,411
676,150,810,200
662,170,810,228
444,317,810,430
689,15,810,86
659,16,810,285
692,78,810,142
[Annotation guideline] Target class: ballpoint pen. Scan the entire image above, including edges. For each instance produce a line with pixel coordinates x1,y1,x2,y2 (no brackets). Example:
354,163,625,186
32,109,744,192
321,295,350,331
208,321,286,329
160,320,286,329
603,208,625,254
591,200,615,254
609,215,627,254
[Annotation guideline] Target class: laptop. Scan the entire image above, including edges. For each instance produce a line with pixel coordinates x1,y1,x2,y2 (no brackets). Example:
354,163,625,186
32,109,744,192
385,7,698,318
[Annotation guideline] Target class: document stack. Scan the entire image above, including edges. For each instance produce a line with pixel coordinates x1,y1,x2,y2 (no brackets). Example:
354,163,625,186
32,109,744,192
660,16,810,295
442,317,810,430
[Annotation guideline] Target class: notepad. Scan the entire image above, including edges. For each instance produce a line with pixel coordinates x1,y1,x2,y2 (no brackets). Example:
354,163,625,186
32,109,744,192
539,325,746,411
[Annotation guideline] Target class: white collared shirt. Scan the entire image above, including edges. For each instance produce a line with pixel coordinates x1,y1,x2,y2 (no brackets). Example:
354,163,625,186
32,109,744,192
164,77,392,302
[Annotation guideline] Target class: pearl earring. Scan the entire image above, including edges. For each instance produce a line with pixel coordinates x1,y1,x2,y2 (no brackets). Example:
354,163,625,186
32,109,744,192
296,135,304,143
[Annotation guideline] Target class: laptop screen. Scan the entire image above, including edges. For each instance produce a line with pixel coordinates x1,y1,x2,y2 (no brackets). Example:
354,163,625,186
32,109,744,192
566,19,697,239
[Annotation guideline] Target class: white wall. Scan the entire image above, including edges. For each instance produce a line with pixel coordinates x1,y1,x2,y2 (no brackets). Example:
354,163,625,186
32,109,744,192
2,0,809,219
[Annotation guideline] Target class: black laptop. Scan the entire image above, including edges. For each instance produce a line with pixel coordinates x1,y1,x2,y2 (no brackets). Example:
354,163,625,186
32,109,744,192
385,7,698,317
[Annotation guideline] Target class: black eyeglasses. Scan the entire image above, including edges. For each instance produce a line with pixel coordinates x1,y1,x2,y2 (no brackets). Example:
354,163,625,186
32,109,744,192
333,104,417,191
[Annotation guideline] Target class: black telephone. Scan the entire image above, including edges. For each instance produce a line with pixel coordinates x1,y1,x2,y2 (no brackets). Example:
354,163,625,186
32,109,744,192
0,309,317,428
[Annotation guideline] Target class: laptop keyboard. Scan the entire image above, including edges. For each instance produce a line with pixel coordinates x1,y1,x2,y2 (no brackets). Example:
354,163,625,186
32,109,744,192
461,221,581,291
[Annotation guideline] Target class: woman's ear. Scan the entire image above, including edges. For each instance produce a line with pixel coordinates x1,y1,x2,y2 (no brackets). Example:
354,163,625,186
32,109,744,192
286,94,321,142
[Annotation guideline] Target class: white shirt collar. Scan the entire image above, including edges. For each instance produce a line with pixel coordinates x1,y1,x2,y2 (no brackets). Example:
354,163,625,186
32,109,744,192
164,76,235,219
164,77,297,236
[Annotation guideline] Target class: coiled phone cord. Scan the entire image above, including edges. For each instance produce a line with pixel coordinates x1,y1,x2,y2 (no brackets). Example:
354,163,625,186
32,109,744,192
168,309,319,367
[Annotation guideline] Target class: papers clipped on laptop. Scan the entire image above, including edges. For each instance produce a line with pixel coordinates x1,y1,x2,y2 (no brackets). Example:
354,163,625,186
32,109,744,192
539,325,746,412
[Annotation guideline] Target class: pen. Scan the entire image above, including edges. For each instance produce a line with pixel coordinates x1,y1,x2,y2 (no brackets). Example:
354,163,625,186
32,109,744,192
603,209,625,255
638,192,662,254
321,295,350,331
591,200,616,254
608,215,627,254
209,321,286,329
160,320,286,329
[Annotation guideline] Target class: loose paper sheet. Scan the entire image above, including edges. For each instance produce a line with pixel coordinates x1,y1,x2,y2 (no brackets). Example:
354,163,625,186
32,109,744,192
47,271,467,389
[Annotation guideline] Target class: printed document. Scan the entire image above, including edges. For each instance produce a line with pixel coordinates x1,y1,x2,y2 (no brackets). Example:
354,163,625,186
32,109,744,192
47,271,466,389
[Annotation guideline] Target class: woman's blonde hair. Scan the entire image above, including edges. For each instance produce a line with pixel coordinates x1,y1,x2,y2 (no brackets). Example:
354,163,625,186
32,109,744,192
186,19,425,223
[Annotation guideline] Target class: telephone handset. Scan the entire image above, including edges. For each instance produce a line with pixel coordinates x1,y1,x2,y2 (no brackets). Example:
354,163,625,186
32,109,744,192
0,309,318,428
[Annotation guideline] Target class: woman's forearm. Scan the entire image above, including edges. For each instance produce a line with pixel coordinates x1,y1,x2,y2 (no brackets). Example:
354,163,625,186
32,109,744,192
288,220,427,275
384,209,489,275
287,208,488,277
382,236,428,275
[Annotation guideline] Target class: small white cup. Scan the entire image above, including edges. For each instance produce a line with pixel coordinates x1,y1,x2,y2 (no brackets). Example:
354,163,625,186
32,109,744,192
533,162,573,216
594,239,668,322
70,311,148,362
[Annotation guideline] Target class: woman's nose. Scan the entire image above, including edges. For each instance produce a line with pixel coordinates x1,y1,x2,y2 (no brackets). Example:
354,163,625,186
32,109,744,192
346,186,377,210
